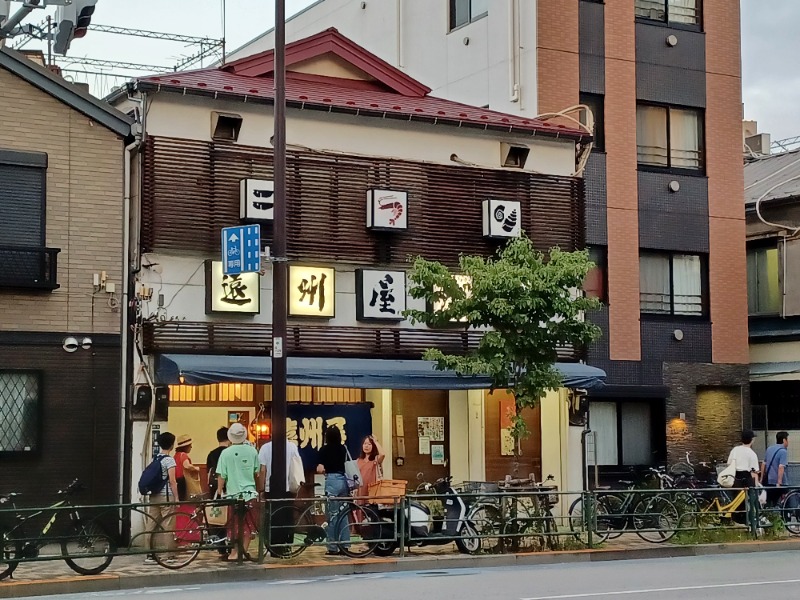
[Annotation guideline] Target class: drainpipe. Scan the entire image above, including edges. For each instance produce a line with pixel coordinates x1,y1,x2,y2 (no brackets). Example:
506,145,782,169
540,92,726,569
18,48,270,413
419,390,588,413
508,0,520,103
119,137,141,509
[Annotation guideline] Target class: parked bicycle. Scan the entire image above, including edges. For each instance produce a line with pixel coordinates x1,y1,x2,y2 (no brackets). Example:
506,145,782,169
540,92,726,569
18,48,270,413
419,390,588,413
0,479,115,579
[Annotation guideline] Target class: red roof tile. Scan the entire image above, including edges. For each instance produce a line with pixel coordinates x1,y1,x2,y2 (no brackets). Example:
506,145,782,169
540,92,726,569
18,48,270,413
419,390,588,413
136,29,587,140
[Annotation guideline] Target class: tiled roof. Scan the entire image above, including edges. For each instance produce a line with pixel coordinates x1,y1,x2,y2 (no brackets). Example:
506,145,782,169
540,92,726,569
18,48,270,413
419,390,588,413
135,29,586,140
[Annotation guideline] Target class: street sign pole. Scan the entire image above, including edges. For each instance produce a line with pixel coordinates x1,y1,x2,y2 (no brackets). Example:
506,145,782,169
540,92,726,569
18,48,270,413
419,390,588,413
269,0,288,500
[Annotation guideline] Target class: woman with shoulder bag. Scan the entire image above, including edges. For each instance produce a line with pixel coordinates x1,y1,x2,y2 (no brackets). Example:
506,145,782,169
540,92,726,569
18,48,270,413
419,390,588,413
316,426,351,555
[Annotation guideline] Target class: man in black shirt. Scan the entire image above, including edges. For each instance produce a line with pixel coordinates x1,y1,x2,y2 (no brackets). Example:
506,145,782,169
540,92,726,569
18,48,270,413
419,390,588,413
206,427,229,554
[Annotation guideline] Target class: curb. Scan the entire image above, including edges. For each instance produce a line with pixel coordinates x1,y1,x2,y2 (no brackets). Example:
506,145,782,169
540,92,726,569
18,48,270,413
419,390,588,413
2,540,800,598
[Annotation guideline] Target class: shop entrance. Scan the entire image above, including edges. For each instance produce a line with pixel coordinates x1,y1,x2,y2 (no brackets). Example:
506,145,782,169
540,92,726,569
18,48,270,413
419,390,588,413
392,390,449,484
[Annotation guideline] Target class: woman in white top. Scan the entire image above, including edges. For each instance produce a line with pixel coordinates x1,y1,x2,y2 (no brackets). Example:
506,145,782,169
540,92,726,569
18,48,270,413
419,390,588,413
727,430,760,488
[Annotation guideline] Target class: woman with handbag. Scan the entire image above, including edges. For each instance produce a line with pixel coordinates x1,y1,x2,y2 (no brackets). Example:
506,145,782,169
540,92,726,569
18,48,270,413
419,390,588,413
316,425,351,555
174,435,204,542
356,435,385,503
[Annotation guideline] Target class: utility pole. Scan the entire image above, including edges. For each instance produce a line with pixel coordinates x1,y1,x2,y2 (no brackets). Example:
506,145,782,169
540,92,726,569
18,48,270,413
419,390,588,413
269,0,288,500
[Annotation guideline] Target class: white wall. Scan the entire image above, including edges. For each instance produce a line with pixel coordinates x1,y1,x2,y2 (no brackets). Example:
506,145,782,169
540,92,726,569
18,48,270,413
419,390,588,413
226,0,538,117
143,94,575,176
750,341,800,381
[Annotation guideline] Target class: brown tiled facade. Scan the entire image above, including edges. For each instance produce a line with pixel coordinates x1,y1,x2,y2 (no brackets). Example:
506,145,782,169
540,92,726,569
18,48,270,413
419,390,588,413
539,0,749,468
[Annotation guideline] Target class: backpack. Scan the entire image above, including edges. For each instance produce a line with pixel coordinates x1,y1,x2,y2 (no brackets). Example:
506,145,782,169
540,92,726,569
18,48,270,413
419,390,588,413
138,454,168,496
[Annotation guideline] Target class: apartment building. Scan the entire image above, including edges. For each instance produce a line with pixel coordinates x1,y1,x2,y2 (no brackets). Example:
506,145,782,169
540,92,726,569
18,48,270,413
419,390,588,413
226,0,749,475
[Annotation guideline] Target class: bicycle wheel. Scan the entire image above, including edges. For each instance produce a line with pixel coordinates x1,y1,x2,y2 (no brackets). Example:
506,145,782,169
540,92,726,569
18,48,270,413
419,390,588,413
466,501,502,553
568,496,612,544
0,529,20,581
335,503,384,558
62,522,116,575
632,495,678,543
152,511,202,569
780,491,800,536
267,504,320,559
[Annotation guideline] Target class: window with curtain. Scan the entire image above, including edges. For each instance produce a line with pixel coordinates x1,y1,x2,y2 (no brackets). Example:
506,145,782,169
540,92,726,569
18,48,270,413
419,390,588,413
590,402,619,466
0,372,40,453
590,401,656,467
449,0,488,30
634,0,701,26
640,252,705,316
636,104,704,170
747,245,781,315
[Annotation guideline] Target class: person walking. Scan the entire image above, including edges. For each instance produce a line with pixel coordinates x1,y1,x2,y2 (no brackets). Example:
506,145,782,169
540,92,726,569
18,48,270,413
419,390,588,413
216,423,260,562
727,430,761,489
355,435,385,502
762,431,790,506
316,425,350,555
205,427,230,556
143,432,180,565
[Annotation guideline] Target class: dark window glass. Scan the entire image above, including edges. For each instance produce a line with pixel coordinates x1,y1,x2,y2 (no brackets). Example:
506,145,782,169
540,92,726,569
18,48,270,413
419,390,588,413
449,0,488,31
747,245,780,315
0,372,40,453
580,93,605,152
635,0,701,26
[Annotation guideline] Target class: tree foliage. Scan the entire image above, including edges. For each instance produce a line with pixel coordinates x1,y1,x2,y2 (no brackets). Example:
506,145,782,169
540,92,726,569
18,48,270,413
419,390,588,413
404,235,602,443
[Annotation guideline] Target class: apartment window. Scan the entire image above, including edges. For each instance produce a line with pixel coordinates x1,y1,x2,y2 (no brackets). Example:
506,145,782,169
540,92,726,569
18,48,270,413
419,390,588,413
635,0,701,26
636,104,704,170
591,401,656,467
580,93,605,152
640,252,705,316
0,150,46,248
0,372,40,453
584,246,607,301
747,245,780,315
449,0,488,30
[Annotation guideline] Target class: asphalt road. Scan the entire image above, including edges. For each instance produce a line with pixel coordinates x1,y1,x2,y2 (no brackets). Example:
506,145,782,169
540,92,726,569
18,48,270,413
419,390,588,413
19,551,800,600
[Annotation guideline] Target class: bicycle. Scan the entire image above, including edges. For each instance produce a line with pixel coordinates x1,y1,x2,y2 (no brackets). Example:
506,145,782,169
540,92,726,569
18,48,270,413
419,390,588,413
0,479,116,579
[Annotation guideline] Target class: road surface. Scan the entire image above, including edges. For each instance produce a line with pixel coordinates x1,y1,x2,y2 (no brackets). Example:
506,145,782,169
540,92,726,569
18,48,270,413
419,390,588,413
18,551,800,599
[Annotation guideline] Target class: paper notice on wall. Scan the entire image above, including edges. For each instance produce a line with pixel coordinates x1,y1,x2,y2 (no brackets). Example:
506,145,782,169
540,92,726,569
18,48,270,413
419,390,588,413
417,417,430,438
395,415,405,437
419,436,431,455
429,417,444,441
396,437,406,457
431,444,445,465
500,428,515,456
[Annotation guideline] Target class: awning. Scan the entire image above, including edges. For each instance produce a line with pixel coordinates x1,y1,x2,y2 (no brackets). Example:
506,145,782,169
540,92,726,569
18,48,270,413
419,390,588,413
156,355,606,391
750,361,800,378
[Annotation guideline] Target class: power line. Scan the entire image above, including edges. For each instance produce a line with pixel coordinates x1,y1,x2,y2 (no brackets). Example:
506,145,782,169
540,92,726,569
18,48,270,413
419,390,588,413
90,24,224,47
56,56,172,73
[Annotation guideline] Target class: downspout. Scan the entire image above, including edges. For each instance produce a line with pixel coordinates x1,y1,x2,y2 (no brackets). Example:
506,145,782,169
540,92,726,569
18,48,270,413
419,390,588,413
508,0,520,103
120,137,140,510
396,0,404,68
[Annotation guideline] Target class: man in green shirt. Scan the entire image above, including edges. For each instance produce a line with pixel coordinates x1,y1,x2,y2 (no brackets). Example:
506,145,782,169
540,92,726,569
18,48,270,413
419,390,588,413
216,423,259,561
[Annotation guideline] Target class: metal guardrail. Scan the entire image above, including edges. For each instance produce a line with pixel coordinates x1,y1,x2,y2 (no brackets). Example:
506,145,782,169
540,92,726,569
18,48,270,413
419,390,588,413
0,484,799,575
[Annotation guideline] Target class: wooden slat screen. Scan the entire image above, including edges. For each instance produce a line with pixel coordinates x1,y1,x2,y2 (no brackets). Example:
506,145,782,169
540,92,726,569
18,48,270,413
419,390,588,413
141,137,585,265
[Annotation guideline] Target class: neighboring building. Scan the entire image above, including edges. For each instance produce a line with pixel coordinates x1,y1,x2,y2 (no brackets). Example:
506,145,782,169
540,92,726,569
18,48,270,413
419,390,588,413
0,48,133,503
744,151,800,461
109,29,604,501
228,0,750,474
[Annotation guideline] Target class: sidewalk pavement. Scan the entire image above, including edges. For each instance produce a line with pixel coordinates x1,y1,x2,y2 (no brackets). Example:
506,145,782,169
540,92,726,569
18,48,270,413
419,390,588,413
3,537,800,599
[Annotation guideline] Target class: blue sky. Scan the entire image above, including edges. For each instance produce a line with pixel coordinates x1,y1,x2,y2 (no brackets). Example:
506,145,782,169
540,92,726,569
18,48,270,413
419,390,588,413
5,0,791,140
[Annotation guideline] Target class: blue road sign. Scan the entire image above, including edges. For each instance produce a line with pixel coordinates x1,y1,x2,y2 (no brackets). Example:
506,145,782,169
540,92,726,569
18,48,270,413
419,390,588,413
222,225,261,275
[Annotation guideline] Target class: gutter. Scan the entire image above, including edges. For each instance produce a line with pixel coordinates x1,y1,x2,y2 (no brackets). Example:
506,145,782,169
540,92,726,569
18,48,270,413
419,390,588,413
135,82,589,144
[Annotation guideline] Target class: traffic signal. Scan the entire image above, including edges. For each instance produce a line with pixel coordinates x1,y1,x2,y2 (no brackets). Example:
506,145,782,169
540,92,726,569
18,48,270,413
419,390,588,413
53,0,98,55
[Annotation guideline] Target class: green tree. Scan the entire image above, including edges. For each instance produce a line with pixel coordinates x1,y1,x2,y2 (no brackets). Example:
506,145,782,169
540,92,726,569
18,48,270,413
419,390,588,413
404,235,602,445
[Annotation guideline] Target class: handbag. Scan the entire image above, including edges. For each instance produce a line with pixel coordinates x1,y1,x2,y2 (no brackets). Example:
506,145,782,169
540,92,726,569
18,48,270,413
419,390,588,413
717,462,737,488
344,446,363,491
288,452,305,494
205,490,228,527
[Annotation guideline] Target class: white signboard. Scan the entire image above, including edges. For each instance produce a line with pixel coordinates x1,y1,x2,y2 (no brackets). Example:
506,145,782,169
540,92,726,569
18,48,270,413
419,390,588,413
356,269,406,321
240,179,275,221
205,260,260,314
366,189,408,231
482,199,522,238
289,265,335,318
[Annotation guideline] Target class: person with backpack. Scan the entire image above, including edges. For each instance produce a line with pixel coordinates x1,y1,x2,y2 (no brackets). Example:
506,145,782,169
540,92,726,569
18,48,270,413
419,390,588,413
762,431,790,506
139,431,180,565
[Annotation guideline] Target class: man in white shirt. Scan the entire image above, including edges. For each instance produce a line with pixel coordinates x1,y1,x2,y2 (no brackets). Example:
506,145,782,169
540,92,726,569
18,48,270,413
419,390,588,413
727,430,760,488
258,437,302,495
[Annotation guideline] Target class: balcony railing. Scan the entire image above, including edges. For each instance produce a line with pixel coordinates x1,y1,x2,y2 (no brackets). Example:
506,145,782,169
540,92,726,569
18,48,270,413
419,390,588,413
0,246,61,291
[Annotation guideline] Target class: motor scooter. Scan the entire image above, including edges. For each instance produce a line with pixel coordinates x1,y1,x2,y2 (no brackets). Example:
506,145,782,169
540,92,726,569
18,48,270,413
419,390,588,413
373,475,480,556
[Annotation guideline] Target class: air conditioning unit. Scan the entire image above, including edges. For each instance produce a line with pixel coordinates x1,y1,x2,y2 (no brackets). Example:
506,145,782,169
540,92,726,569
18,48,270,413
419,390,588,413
366,189,408,231
240,179,274,221
482,199,522,238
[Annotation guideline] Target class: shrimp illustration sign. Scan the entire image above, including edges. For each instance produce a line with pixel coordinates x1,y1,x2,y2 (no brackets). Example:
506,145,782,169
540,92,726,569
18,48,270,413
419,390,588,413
366,189,408,231
288,265,336,317
482,199,522,238
356,269,407,321
205,260,260,314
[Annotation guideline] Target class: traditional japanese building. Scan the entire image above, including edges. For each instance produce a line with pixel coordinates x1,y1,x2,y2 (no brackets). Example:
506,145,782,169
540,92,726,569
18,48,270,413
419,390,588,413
110,29,603,500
